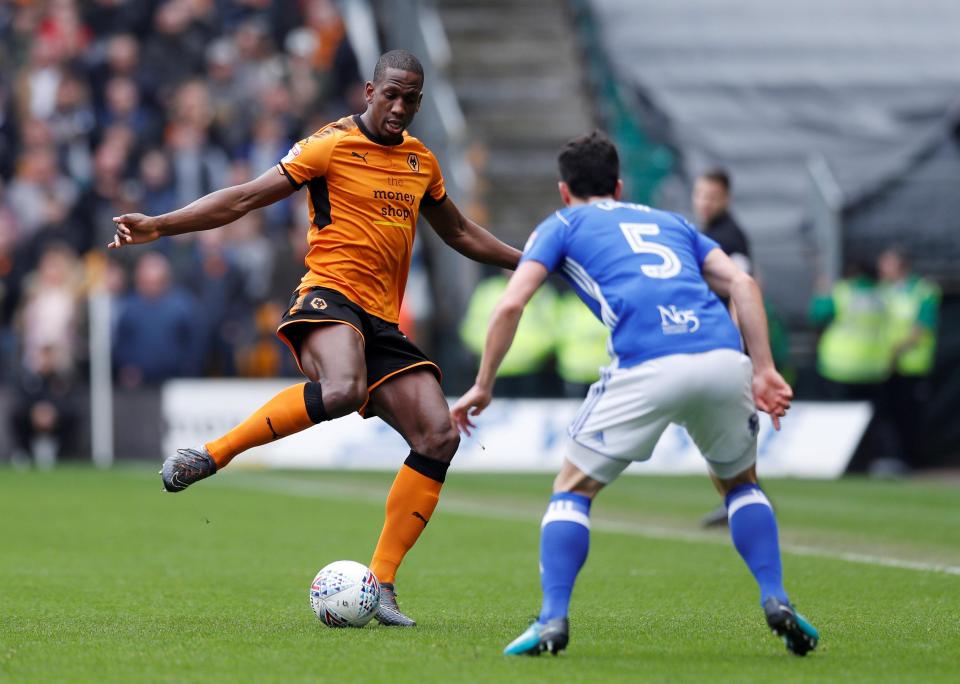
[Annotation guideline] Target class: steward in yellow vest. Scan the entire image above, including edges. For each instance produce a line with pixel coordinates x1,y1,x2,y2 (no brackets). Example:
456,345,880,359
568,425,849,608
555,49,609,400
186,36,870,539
554,291,610,396
875,248,941,470
878,248,940,377
809,272,889,385
460,274,557,393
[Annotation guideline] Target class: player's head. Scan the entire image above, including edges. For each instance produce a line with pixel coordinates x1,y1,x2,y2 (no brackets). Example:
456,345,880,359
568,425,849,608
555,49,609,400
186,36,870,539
692,168,731,226
363,50,424,142
557,130,622,205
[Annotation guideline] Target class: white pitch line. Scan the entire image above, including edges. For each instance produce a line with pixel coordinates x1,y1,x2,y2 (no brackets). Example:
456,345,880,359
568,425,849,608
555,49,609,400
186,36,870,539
215,474,960,577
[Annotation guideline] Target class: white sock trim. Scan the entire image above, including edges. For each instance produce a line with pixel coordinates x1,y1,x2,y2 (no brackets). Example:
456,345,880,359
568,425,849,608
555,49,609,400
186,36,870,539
726,488,772,519
541,500,591,529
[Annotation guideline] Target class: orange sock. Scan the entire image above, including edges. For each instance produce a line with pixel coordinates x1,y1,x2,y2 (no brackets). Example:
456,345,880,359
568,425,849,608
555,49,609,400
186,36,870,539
205,382,327,469
369,453,449,585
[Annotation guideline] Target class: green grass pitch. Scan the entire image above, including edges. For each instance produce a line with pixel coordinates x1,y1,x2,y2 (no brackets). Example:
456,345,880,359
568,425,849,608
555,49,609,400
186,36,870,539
2,466,959,683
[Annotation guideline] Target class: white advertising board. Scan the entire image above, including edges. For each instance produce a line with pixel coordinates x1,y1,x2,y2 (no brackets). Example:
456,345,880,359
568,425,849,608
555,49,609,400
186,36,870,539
162,380,870,479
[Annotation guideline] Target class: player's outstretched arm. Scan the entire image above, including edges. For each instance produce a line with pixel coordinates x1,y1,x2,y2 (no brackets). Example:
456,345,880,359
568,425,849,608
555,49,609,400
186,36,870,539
702,248,793,429
108,166,296,249
450,261,548,435
421,199,521,269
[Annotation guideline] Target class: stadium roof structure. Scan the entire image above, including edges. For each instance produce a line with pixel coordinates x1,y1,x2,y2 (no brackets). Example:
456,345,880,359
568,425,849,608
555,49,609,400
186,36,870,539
588,0,960,313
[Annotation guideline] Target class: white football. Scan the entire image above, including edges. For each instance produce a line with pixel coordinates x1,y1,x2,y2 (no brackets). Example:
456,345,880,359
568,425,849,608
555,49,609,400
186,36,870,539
309,560,381,628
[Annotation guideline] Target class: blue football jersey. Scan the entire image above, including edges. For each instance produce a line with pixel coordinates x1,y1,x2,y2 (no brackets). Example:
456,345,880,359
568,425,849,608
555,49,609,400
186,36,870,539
520,200,742,368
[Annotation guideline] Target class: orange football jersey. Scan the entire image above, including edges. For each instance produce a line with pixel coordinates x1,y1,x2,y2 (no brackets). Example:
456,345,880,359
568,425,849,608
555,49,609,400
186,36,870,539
278,115,446,323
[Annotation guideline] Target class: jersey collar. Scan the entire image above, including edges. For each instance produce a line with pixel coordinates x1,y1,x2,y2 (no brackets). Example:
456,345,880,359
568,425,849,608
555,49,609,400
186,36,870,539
353,114,405,147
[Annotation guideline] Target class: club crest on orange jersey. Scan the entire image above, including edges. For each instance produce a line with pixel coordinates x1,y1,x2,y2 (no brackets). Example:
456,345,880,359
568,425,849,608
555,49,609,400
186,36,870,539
311,297,327,311
407,153,420,172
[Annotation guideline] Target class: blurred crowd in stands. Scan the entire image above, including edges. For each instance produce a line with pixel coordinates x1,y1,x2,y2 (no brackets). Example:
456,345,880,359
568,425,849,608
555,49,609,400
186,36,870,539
0,0,364,461
0,2,943,473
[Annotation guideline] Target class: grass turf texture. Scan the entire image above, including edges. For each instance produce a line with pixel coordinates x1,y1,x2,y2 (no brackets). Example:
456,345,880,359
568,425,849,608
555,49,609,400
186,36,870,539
1,467,958,683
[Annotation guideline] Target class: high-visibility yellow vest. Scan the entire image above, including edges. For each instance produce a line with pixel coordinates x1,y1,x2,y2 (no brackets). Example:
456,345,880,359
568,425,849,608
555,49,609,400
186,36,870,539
555,292,610,384
460,276,556,377
816,279,891,384
882,277,940,376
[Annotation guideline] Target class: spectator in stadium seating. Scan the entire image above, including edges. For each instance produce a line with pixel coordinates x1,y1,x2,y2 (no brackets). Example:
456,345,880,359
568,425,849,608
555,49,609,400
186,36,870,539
554,289,610,398
180,228,249,377
138,148,178,218
876,247,941,473
16,242,82,377
98,76,159,143
0,208,21,378
37,0,90,64
166,81,230,208
224,211,275,304
233,17,285,104
0,82,18,181
47,71,96,184
140,0,209,101
284,27,325,119
6,146,78,242
692,168,752,274
301,0,363,113
235,299,299,378
9,342,79,469
86,33,146,116
114,251,203,386
14,36,64,122
82,0,154,38
245,116,295,232
2,3,41,72
205,38,249,153
73,139,132,254
460,269,558,397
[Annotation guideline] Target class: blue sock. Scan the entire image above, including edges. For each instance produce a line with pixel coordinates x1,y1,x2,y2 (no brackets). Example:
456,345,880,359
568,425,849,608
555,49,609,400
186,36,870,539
725,483,788,604
538,492,592,623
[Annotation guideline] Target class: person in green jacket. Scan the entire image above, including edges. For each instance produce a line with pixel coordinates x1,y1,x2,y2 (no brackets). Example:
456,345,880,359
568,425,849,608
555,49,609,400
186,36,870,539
877,247,941,470
460,270,558,396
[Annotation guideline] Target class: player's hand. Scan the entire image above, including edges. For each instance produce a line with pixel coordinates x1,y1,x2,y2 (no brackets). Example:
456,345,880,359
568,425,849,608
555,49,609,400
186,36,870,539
450,384,493,436
108,213,160,249
752,366,793,431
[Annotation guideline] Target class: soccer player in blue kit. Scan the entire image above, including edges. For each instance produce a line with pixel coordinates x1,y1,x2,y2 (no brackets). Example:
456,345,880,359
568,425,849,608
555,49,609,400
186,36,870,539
451,132,819,657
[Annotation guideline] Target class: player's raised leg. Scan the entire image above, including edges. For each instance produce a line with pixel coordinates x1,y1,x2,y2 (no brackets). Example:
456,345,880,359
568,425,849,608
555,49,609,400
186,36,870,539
162,324,366,492
713,465,819,656
504,459,607,656
363,368,459,626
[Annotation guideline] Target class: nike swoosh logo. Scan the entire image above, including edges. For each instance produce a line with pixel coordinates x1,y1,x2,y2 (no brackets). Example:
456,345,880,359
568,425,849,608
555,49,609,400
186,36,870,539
412,511,429,526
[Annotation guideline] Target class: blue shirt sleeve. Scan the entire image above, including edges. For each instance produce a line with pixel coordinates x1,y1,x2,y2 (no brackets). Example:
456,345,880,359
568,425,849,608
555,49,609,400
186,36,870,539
519,213,568,273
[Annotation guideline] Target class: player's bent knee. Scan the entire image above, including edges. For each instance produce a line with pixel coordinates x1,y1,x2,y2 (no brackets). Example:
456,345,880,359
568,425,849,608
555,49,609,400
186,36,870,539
715,464,758,495
415,425,459,464
553,459,605,497
321,379,367,417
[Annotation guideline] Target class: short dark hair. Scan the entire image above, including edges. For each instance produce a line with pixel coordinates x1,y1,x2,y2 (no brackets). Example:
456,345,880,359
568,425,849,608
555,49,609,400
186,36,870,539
373,49,424,84
557,130,619,199
699,167,731,192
